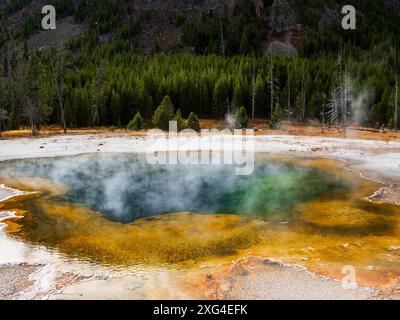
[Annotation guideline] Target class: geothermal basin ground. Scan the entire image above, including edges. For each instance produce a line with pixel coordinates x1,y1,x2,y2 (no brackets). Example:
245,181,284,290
1,132,400,300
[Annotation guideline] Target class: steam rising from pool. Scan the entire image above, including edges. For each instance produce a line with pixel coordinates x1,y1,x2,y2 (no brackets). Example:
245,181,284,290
0,154,344,223
3,154,400,287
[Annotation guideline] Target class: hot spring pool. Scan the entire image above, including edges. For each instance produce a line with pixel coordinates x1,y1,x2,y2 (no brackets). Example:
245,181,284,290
0,153,400,286
0,153,346,223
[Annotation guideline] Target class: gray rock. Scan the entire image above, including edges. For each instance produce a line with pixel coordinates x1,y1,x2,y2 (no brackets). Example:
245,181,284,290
268,41,298,57
268,0,298,34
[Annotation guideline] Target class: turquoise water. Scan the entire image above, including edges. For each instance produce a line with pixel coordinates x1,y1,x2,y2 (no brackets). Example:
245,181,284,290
0,154,346,223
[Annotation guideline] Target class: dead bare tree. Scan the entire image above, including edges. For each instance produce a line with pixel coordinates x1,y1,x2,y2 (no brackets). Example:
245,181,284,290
321,93,326,133
219,15,231,115
286,27,292,57
219,15,225,58
395,74,398,131
251,55,256,120
91,60,106,127
298,62,308,122
338,53,348,127
19,54,46,136
328,82,350,129
393,44,398,131
51,53,67,134
327,86,339,128
327,53,351,130
269,52,274,119
342,70,350,126
287,64,291,122
301,71,306,121
23,98,40,136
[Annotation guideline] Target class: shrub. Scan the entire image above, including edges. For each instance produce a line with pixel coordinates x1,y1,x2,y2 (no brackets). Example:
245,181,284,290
173,109,186,132
152,95,175,130
187,112,200,132
235,106,249,128
127,112,144,131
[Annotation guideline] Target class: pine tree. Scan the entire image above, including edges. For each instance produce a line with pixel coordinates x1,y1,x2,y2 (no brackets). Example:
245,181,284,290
393,44,398,131
188,112,200,132
232,81,244,111
235,106,249,128
127,112,143,131
144,94,154,120
270,101,282,129
173,109,185,132
153,95,175,130
254,73,266,118
0,72,7,136
212,77,229,118
300,65,306,121
111,89,122,125
239,27,251,55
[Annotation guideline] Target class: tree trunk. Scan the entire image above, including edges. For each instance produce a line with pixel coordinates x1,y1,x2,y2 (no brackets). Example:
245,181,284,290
31,117,38,136
395,74,398,131
301,73,305,121
287,65,291,123
252,56,256,120
61,106,67,134
343,78,348,126
52,62,67,134
338,53,345,127
226,93,230,115
269,53,274,119
219,15,225,59
322,98,325,133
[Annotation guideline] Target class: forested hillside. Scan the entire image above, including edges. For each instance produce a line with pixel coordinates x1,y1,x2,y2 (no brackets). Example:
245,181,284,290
0,0,399,134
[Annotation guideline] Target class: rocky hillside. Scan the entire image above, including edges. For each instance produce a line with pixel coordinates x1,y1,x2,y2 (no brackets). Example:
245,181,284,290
1,0,400,133
1,0,398,58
